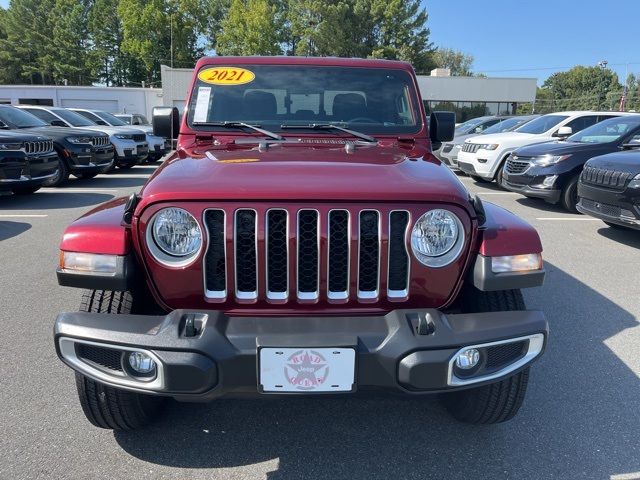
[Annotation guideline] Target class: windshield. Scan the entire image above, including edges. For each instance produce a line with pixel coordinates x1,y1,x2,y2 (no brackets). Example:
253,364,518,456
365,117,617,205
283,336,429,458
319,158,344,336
187,65,422,135
515,115,568,135
53,109,97,127
455,117,487,134
0,106,47,128
483,117,530,134
116,115,132,124
95,111,128,126
568,116,640,144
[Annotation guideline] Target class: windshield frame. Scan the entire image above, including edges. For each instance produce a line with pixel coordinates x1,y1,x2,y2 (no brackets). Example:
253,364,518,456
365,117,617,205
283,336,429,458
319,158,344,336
185,64,425,137
567,116,640,144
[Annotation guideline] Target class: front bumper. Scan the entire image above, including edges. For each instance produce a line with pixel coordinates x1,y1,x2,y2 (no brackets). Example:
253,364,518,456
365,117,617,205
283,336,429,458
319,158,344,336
55,308,547,400
457,150,498,179
501,172,562,203
114,142,149,164
577,181,640,230
66,145,114,173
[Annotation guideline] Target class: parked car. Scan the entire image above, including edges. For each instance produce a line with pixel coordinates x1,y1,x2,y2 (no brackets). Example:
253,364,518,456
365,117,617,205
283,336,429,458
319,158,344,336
457,111,628,185
439,115,539,170
576,147,640,229
502,115,640,212
454,116,507,136
70,109,168,162
0,130,58,194
17,106,148,169
54,56,548,430
0,105,113,185
114,113,149,127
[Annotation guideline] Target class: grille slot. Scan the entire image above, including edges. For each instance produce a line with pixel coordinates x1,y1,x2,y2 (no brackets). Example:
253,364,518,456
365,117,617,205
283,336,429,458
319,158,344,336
461,143,482,153
388,211,410,297
132,133,146,142
581,165,631,190
485,341,527,370
76,344,123,372
235,209,257,299
358,210,380,298
328,210,350,300
204,209,226,298
23,140,53,154
505,157,531,174
266,209,288,299
91,136,109,147
297,210,319,299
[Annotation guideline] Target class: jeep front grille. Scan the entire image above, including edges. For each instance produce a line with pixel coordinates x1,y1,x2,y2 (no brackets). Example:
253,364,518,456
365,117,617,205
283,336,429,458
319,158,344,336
461,143,482,154
133,134,146,142
203,207,411,303
23,140,53,154
91,136,110,147
581,165,632,191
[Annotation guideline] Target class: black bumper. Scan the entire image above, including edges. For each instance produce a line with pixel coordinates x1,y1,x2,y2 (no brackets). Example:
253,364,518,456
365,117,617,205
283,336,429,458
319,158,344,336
55,308,548,401
501,176,561,203
1,151,58,190
68,147,114,173
577,181,640,229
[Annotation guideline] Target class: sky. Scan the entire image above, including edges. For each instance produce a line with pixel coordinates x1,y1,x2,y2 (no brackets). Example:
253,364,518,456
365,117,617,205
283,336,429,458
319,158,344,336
1,0,638,84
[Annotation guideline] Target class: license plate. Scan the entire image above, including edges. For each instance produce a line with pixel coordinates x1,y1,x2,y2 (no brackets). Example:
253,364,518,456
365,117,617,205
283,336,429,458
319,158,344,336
259,348,355,393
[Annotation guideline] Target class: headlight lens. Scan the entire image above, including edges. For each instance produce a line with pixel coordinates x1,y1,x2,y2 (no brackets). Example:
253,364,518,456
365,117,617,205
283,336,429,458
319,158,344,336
531,154,571,167
478,144,499,151
66,136,91,144
628,174,640,189
0,143,23,150
411,210,465,267
115,134,133,140
150,208,202,262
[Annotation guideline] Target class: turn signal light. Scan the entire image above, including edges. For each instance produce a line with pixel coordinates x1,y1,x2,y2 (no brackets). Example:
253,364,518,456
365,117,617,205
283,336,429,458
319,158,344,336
491,254,542,273
59,251,118,275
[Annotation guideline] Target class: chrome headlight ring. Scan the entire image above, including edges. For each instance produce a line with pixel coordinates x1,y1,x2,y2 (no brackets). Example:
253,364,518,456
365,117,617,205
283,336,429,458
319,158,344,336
146,207,203,267
410,209,465,268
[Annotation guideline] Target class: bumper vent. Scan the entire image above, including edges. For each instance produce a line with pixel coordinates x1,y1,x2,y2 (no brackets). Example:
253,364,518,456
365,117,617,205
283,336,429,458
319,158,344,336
486,341,527,370
76,343,123,372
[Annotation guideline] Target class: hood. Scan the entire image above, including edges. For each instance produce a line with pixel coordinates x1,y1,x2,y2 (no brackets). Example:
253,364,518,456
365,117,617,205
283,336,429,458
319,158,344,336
107,124,153,134
450,133,477,146
0,129,50,142
138,143,473,208
465,132,538,145
586,150,640,175
515,140,612,158
19,126,108,139
76,125,145,136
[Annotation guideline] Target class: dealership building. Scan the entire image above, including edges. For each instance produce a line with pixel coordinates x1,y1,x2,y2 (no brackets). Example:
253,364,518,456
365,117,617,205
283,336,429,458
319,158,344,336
0,67,537,123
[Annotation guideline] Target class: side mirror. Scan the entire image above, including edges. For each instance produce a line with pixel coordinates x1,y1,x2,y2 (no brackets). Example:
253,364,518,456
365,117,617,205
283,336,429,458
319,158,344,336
153,106,179,140
554,126,572,138
430,111,456,150
51,120,67,127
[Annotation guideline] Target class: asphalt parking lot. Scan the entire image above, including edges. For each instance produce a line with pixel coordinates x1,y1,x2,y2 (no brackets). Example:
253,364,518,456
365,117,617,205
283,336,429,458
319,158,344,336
1,162,639,480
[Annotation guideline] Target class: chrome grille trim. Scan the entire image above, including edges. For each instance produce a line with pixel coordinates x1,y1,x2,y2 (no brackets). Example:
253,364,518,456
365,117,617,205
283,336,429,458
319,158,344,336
296,209,320,301
387,210,410,299
357,210,380,300
266,209,289,301
327,209,350,301
203,209,227,300
23,140,54,154
234,209,258,301
91,136,109,147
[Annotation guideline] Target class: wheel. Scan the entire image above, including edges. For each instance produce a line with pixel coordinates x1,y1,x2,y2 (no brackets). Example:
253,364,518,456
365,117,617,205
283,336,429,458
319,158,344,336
42,154,70,187
73,290,166,430
560,175,579,213
470,175,492,184
73,172,98,180
11,185,41,195
494,159,508,189
441,287,531,424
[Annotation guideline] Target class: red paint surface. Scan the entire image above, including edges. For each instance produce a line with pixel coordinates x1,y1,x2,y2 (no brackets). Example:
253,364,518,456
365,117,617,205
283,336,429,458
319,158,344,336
478,202,543,256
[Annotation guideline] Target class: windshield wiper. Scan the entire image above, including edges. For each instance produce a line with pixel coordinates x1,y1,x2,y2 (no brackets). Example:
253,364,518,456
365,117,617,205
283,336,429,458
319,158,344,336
193,121,283,141
280,123,377,143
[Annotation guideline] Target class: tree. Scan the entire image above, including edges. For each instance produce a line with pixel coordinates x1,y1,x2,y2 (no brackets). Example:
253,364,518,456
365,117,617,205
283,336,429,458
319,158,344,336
216,0,284,55
541,65,622,111
432,48,474,76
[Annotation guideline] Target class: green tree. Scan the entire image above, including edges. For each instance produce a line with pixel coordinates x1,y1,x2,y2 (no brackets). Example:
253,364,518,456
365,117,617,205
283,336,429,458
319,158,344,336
541,65,622,111
216,0,284,55
432,48,474,76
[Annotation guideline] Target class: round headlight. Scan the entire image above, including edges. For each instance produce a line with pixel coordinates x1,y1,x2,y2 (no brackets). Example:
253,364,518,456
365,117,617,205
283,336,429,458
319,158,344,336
149,207,202,263
411,209,464,267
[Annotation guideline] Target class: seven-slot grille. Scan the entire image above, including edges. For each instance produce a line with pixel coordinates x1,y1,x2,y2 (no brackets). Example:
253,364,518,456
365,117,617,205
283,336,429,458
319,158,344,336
461,143,482,154
203,208,411,303
581,165,632,190
23,140,53,154
505,157,531,175
91,136,110,147
132,133,146,142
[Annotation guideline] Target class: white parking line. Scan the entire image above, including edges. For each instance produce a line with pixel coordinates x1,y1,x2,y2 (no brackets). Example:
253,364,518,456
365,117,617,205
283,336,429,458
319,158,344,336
536,217,602,221
41,188,119,193
0,214,48,218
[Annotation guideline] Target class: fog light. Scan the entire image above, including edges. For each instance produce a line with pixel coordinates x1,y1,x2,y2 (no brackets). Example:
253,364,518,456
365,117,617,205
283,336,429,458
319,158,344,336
541,175,558,187
455,348,480,370
127,351,156,375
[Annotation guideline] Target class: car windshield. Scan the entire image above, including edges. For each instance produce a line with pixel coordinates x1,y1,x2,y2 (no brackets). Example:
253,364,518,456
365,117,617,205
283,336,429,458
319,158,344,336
0,106,48,128
568,116,640,144
95,111,128,126
483,117,529,134
187,65,422,135
515,115,568,135
116,115,132,124
53,108,96,127
455,117,487,134
134,115,149,125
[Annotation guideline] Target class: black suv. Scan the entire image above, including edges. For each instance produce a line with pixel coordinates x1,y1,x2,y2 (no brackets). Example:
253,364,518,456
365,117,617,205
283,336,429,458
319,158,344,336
502,115,640,212
0,105,114,186
577,148,640,230
0,130,59,195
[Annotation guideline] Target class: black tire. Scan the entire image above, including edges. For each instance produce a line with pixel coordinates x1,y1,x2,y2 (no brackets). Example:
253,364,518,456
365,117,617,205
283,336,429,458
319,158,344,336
494,157,509,189
441,287,530,424
73,171,98,180
42,154,70,187
560,175,580,213
11,185,41,195
74,290,166,430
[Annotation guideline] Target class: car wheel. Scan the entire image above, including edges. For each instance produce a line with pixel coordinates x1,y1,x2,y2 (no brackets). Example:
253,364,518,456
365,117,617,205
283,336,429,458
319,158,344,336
495,161,507,190
74,290,166,430
42,155,70,187
560,175,580,213
440,287,531,424
11,185,41,195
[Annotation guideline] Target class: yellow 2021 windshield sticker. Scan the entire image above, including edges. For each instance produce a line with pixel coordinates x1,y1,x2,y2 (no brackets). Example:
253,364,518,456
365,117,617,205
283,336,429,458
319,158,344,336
198,67,255,86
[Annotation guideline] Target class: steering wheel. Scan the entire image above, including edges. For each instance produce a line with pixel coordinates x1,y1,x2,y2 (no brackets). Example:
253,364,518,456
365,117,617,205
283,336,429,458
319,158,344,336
347,117,378,124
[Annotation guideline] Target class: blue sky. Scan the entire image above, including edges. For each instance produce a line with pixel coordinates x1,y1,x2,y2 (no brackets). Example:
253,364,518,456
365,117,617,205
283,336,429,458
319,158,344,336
1,0,637,84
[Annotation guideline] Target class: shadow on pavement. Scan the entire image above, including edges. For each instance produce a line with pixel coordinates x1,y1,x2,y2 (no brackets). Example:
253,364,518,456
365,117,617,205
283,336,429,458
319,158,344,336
0,192,114,211
114,261,640,479
515,196,569,214
596,226,640,249
0,221,31,241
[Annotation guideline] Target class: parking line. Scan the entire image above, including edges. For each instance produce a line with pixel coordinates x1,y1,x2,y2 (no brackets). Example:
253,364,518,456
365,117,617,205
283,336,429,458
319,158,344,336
536,217,602,221
41,188,119,193
0,214,48,218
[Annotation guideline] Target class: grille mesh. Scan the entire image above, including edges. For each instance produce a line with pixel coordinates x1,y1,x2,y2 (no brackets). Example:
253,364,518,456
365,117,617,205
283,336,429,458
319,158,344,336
388,211,409,293
204,210,226,294
235,210,257,294
297,210,319,294
486,341,526,370
358,211,379,294
76,344,123,372
328,210,349,295
505,158,530,174
267,210,288,295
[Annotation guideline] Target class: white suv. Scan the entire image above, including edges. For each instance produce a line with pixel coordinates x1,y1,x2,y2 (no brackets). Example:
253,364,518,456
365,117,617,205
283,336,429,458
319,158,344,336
456,111,627,184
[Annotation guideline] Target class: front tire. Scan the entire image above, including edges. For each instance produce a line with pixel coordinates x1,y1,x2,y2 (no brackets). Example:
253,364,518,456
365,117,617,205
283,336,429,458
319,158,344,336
73,290,166,430
560,175,580,213
441,288,531,424
42,155,70,187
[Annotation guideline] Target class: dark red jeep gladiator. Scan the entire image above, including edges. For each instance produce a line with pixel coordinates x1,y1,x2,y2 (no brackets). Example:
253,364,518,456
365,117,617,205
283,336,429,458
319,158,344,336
54,56,547,430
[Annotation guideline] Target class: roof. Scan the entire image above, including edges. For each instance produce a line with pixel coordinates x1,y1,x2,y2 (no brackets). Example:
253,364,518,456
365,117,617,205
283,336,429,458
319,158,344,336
195,56,414,71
